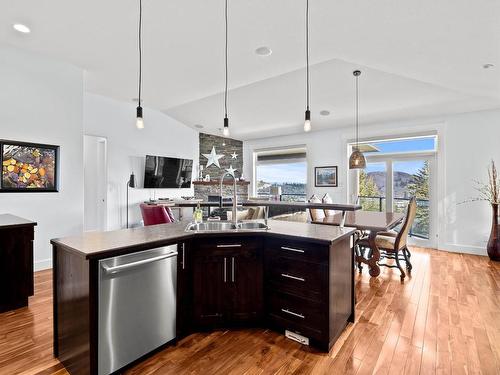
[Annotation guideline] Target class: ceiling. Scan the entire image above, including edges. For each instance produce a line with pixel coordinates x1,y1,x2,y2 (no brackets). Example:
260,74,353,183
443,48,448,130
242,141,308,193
2,0,500,139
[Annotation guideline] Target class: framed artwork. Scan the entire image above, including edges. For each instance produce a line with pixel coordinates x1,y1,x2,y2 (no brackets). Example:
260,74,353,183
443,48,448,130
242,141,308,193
315,166,338,187
1,140,59,192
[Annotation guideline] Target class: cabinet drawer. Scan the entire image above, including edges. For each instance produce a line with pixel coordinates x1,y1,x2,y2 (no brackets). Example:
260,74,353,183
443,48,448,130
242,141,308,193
265,238,328,265
197,236,262,253
266,256,327,302
266,290,326,341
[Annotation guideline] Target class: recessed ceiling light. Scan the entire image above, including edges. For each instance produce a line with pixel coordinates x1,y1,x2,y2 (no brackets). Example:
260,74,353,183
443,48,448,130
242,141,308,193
194,124,204,129
320,110,331,116
13,23,31,34
483,63,495,69
255,46,272,56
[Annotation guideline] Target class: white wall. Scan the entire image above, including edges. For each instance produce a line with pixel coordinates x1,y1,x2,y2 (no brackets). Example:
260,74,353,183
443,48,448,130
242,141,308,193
0,46,84,270
244,109,500,256
83,93,199,230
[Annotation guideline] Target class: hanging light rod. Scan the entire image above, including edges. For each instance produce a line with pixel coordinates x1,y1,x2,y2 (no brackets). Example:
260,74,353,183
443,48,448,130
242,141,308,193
222,0,230,137
135,0,144,129
349,70,366,169
303,0,311,132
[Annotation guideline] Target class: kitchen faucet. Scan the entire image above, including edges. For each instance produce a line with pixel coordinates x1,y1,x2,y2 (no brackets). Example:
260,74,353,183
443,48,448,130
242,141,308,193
219,172,238,226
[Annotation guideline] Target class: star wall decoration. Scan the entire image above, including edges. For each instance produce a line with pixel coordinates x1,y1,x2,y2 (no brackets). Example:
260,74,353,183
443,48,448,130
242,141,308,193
202,146,224,168
225,165,237,177
231,152,238,159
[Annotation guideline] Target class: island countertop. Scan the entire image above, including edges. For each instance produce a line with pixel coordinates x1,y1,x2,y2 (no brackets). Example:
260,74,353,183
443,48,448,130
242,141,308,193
148,199,362,211
51,219,355,260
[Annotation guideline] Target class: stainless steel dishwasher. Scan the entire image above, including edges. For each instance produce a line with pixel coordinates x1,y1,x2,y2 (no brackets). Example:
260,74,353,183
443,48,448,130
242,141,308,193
98,245,177,375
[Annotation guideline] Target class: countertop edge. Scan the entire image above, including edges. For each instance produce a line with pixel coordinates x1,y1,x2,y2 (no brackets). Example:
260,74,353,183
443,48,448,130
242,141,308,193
51,223,357,260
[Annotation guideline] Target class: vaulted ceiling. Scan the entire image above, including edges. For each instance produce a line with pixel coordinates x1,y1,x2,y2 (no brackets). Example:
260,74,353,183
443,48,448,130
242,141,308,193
2,0,499,139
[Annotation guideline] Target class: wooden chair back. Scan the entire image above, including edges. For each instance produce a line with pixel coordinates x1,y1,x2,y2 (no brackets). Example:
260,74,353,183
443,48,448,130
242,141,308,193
308,195,325,222
395,197,417,250
322,193,335,217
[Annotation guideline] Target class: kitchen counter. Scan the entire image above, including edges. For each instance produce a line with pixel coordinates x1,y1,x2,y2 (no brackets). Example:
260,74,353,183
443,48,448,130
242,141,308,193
51,220,356,374
51,219,355,260
146,199,362,212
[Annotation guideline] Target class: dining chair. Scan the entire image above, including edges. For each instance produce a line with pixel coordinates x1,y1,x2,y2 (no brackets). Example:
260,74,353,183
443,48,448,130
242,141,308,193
322,193,335,217
140,204,174,226
357,197,417,280
308,195,325,222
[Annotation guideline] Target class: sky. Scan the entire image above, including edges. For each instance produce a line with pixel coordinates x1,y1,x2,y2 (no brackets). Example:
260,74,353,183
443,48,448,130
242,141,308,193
364,137,434,174
257,162,307,184
370,137,435,153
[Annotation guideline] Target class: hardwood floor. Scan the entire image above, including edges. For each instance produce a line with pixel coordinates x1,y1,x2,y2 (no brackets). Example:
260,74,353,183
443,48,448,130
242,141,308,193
1,247,499,375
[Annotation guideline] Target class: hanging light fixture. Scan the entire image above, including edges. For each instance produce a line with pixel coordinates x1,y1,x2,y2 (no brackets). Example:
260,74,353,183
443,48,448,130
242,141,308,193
135,0,144,129
349,70,366,169
222,0,230,137
303,0,311,132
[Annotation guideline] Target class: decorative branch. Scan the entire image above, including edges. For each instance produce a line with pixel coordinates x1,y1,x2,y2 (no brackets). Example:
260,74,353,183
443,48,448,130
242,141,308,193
460,160,500,205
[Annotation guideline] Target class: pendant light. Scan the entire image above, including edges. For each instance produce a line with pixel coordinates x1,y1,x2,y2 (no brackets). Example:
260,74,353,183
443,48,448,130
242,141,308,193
303,0,311,132
135,0,144,129
349,70,366,169
222,0,230,137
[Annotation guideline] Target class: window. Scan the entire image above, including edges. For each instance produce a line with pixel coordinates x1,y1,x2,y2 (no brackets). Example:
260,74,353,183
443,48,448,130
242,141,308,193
254,147,307,202
351,135,437,242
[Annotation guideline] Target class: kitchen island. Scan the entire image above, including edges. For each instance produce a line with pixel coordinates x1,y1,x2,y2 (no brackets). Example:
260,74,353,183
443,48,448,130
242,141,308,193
51,220,356,375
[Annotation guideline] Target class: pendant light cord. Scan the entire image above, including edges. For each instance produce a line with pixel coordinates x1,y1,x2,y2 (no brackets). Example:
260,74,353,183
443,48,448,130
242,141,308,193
355,74,359,148
224,0,228,118
305,0,310,111
138,0,143,106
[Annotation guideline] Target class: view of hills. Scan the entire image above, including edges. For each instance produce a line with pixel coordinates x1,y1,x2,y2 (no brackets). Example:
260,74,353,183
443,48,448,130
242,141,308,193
367,171,414,197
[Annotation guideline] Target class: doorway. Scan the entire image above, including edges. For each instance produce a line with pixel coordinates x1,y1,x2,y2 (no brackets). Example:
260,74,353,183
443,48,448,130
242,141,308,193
351,135,437,247
84,135,108,232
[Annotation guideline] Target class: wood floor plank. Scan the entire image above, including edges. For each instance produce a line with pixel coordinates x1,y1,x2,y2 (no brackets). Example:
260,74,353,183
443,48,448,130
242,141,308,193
0,248,499,375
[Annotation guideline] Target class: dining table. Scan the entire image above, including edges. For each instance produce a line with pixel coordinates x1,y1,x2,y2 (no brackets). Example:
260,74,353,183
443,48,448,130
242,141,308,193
313,211,405,277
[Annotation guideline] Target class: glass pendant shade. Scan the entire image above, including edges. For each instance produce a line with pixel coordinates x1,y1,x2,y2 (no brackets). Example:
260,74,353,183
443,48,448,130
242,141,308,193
136,106,144,129
223,117,230,137
304,110,311,132
349,149,366,169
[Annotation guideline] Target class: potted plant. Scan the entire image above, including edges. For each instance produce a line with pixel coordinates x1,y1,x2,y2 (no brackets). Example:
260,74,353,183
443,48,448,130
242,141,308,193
464,160,499,260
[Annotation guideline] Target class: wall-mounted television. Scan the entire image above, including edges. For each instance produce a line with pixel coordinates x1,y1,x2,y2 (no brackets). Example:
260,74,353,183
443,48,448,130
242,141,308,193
144,155,193,189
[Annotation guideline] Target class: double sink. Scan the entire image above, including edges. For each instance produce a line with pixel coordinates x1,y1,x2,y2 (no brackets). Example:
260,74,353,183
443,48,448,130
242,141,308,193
185,221,269,232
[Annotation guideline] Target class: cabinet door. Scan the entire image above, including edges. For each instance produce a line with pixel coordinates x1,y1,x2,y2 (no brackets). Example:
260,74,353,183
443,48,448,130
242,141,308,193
177,241,192,337
192,252,228,328
229,248,263,324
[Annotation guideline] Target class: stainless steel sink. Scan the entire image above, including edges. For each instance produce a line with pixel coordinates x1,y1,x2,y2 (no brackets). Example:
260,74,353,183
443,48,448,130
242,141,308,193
185,222,237,232
185,221,269,232
237,222,269,230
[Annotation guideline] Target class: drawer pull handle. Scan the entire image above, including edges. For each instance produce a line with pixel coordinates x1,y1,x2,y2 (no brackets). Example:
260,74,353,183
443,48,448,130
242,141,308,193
217,244,242,248
281,246,305,253
281,308,305,319
281,273,305,282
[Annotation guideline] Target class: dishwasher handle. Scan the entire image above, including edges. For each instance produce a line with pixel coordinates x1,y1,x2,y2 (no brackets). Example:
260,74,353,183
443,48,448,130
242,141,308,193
102,251,178,275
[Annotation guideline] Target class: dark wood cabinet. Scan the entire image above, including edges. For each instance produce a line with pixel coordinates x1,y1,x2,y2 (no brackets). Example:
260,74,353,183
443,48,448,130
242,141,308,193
176,241,193,337
0,214,36,313
192,247,228,327
263,236,354,351
191,236,263,328
227,245,263,324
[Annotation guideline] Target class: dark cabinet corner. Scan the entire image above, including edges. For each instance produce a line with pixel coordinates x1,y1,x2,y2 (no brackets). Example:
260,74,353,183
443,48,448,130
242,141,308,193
0,215,36,313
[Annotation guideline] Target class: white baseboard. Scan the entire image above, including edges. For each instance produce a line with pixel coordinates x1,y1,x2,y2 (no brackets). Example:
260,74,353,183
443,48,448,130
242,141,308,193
437,243,487,257
34,258,52,271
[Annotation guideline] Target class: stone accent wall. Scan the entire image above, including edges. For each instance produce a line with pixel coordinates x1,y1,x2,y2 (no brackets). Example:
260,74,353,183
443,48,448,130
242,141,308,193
193,182,249,202
195,133,245,200
198,133,243,180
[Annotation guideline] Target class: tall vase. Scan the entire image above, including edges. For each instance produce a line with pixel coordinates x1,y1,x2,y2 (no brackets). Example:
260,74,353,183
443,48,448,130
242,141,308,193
487,203,500,261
